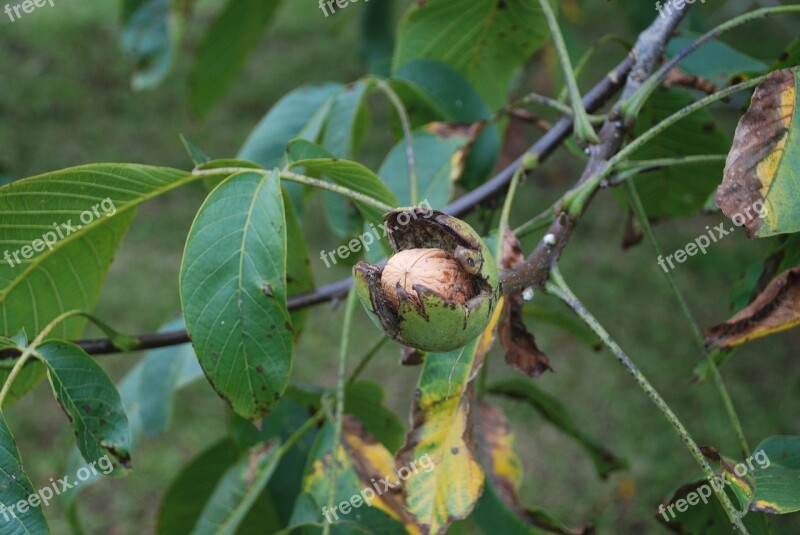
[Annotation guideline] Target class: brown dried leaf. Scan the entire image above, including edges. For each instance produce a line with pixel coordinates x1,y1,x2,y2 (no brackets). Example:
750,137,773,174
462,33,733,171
705,265,800,348
499,229,552,377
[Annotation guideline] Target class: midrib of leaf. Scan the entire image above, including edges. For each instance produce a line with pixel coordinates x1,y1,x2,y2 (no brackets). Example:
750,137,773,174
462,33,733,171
235,173,272,408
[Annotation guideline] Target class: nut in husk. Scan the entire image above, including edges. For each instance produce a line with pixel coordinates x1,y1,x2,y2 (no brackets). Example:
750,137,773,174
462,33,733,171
353,207,499,352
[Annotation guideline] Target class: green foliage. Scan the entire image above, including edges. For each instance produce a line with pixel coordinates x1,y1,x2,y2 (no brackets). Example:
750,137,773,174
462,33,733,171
3,2,800,534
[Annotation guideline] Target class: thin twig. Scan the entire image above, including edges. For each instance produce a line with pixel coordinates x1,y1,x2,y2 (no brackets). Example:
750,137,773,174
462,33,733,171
545,268,748,534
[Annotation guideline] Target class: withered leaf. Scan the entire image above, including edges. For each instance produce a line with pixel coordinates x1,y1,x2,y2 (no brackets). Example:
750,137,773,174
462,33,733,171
717,68,800,238
706,265,800,348
500,229,552,377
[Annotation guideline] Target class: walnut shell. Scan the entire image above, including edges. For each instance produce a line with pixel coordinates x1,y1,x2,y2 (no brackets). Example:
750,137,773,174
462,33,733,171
381,248,473,308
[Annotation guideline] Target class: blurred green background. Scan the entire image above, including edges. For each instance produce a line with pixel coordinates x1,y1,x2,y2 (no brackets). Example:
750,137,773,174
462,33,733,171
1,0,798,533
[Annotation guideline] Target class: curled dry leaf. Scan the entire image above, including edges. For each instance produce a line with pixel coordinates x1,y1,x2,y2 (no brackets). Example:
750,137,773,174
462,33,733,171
499,229,552,377
717,69,800,238
705,265,800,349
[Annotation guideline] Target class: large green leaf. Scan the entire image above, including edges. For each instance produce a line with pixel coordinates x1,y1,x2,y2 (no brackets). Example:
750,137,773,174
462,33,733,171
180,170,293,422
487,378,626,478
121,0,184,90
393,0,549,110
717,69,800,237
0,164,194,340
35,341,131,469
0,412,49,534
191,441,283,535
630,87,730,218
379,127,466,208
189,0,282,116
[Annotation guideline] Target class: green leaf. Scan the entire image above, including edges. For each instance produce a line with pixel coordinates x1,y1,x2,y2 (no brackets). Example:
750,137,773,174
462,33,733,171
379,127,466,208
0,164,194,341
345,381,405,454
35,340,131,469
487,378,626,478
393,60,500,188
717,69,800,237
393,0,549,110
665,36,768,86
181,135,212,166
157,439,238,535
121,0,184,90
180,170,293,422
0,412,50,533
189,0,282,116
139,317,201,437
287,159,398,229
238,84,345,168
191,441,282,535
283,187,314,335
630,88,730,218
320,80,377,159
751,435,800,514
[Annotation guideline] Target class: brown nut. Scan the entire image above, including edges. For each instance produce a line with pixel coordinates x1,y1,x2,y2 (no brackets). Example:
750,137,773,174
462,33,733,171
380,248,473,308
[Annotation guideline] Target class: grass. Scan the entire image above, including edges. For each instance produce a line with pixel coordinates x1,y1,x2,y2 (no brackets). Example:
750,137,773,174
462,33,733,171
1,0,799,534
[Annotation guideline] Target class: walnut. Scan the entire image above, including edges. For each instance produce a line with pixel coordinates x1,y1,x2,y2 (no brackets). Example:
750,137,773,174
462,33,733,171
381,248,473,308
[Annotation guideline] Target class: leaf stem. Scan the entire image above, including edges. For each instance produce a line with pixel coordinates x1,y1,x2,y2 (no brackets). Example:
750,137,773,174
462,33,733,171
621,6,800,119
544,268,748,534
623,179,750,458
346,337,388,386
323,290,358,535
192,167,395,214
494,157,536,262
0,310,84,409
277,408,325,457
378,81,418,205
537,0,600,144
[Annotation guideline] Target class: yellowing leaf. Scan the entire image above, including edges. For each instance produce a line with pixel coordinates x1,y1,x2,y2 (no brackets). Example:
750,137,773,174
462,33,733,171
717,68,800,237
396,305,503,534
705,265,800,348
